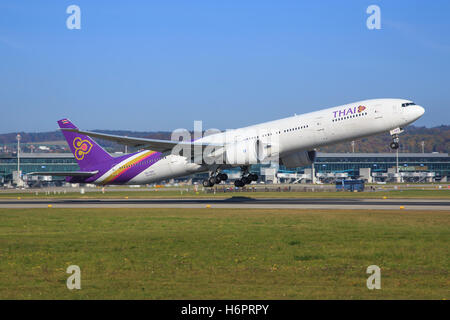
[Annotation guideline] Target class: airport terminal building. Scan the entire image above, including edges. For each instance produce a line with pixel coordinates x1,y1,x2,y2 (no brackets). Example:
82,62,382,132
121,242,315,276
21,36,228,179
1,151,448,187
279,152,449,183
0,153,78,186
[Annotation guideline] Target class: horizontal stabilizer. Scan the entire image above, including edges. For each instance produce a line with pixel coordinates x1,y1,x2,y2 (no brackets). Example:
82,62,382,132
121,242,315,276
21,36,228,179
28,171,98,177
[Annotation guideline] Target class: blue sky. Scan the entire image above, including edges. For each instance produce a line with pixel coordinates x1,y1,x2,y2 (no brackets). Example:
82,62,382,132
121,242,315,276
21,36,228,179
0,0,449,133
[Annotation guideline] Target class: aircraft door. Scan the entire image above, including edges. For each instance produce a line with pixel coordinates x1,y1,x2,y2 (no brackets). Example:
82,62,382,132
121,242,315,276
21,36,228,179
393,103,400,115
391,102,406,127
167,155,187,177
314,116,327,145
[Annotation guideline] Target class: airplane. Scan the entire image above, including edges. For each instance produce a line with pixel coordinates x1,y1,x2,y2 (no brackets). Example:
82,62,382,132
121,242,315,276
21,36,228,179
30,98,425,187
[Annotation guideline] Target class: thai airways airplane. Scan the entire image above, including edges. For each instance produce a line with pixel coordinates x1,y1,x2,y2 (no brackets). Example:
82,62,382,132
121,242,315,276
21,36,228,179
31,98,424,187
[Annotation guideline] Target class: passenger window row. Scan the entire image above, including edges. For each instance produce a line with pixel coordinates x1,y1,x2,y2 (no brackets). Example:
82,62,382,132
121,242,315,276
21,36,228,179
332,112,367,122
244,124,310,141
284,125,309,133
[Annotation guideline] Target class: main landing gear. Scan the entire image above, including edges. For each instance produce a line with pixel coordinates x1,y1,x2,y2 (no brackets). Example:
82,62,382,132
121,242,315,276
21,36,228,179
234,166,258,188
202,172,228,188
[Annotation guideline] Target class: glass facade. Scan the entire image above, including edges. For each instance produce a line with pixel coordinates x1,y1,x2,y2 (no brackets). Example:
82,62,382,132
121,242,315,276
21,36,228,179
0,153,79,181
251,153,449,179
0,152,448,182
301,153,448,178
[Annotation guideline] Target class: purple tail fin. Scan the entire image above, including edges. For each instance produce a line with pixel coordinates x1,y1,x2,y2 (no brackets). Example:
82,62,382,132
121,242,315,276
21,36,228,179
58,119,113,170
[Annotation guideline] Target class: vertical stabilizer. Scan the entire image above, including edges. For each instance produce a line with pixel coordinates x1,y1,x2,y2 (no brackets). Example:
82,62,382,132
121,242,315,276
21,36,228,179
57,119,113,170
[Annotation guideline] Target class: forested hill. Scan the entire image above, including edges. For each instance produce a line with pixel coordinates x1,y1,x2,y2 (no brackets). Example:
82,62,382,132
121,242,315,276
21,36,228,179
0,130,170,146
0,125,448,154
320,125,449,153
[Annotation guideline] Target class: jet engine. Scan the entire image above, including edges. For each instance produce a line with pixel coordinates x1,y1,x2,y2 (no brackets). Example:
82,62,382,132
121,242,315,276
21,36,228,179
204,139,280,165
280,150,316,168
224,140,259,165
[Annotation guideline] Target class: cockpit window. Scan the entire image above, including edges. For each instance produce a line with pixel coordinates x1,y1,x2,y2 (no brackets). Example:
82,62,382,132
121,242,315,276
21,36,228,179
401,102,416,107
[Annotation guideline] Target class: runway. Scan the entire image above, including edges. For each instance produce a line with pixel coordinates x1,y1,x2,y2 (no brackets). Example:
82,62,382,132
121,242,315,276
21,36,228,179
1,197,449,210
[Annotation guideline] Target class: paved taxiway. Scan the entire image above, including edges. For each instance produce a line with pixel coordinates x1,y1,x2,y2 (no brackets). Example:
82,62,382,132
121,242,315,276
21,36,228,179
0,197,449,210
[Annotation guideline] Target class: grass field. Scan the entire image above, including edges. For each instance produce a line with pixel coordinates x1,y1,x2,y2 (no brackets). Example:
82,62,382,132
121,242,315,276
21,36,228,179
0,208,448,299
1,189,449,199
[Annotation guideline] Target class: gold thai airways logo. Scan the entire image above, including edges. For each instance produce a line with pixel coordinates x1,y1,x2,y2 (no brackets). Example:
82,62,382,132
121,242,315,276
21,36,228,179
73,137,93,160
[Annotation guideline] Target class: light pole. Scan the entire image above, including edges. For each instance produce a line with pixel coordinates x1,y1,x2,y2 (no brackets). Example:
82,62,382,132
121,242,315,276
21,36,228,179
16,134,21,185
396,146,401,183
396,148,398,174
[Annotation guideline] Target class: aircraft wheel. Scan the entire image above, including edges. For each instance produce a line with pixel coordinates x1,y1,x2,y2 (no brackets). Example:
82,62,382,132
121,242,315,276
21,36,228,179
219,173,228,181
208,176,216,187
202,180,211,188
242,176,251,185
214,175,222,184
234,180,245,187
390,142,399,150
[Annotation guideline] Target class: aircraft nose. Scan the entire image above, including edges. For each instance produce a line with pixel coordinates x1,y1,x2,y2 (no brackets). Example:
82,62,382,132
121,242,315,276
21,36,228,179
415,105,425,117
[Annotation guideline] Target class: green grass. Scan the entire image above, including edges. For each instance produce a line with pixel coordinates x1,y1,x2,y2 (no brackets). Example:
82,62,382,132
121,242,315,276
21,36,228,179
1,189,449,199
0,208,448,299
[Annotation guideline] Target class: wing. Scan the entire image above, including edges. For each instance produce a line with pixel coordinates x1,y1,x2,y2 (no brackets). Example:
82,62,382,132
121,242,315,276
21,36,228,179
28,171,98,177
60,128,223,153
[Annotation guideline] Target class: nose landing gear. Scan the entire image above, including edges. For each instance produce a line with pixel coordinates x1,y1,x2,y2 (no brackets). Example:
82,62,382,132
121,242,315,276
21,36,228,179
389,128,403,150
390,141,399,150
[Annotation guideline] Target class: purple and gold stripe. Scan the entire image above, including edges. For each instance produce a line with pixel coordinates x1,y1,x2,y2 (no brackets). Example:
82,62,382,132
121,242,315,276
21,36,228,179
101,151,158,185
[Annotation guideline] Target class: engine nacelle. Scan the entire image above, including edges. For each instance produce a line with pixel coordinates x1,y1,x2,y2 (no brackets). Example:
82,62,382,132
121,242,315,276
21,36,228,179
280,150,316,168
205,139,280,165
224,140,259,165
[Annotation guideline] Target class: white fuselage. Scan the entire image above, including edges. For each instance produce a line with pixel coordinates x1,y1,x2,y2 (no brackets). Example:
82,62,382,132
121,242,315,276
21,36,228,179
116,98,425,184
